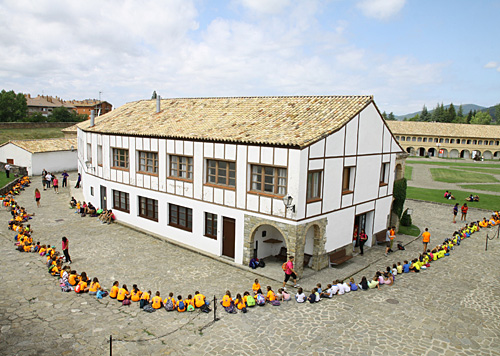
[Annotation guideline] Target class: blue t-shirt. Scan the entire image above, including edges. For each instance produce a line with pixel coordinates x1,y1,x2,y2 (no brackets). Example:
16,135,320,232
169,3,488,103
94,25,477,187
403,263,410,273
350,282,358,291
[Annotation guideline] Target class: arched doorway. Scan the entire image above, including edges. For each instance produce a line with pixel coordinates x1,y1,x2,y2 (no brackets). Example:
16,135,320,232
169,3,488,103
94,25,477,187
395,164,403,180
472,150,482,160
418,147,426,156
439,148,448,158
406,147,415,156
428,148,436,157
460,149,470,159
483,150,493,160
248,224,288,262
494,151,500,158
449,149,460,158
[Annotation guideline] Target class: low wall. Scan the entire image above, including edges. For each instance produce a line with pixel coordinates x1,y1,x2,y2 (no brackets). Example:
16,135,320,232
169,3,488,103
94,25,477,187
0,179,21,196
0,122,79,129
1,163,28,177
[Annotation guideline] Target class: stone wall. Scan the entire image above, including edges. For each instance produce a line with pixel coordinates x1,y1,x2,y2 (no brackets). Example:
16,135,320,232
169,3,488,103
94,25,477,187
0,122,78,129
1,163,28,178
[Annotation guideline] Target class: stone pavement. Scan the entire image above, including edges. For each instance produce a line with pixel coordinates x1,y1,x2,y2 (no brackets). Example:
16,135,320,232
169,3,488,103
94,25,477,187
0,179,500,355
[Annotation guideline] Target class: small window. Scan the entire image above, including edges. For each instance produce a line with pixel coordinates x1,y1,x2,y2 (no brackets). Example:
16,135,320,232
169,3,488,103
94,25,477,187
169,155,193,180
467,140,471,144
490,140,494,145
112,148,129,169
484,141,488,146
139,196,158,221
342,167,355,193
496,141,499,146
138,151,158,174
250,165,287,196
307,171,322,202
434,138,439,143
417,137,422,142
207,160,236,187
380,163,390,185
90,186,94,196
445,139,449,143
97,145,103,166
87,143,92,163
478,140,482,145
412,137,416,142
473,140,477,145
400,137,405,141
113,190,130,213
205,212,217,239
439,138,444,143
423,138,427,142
395,136,400,140
450,139,455,144
169,204,192,232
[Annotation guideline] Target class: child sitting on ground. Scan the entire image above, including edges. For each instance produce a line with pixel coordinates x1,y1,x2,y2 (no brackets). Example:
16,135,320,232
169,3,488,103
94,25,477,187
307,289,316,303
252,279,260,295
295,288,306,303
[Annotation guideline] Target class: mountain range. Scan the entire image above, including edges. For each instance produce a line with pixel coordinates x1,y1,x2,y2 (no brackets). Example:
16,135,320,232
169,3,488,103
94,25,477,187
394,103,496,120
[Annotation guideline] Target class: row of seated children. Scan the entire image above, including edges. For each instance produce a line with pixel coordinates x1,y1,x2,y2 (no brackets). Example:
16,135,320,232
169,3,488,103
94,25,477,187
479,215,499,228
0,177,30,198
70,198,115,223
221,284,292,313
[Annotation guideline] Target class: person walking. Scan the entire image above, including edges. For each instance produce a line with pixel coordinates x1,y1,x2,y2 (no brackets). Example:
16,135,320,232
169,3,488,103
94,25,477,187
359,229,368,255
35,188,41,208
62,237,72,264
282,256,299,289
452,203,458,223
422,228,430,253
461,203,468,221
5,163,11,178
75,173,81,188
61,171,69,188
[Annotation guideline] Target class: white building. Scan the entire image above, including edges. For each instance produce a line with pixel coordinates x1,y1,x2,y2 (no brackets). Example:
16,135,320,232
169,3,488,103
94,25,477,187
77,96,403,275
0,138,77,176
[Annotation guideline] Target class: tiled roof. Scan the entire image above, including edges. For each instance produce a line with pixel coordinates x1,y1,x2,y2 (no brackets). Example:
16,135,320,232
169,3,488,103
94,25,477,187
61,124,79,133
77,96,373,148
1,138,77,154
386,121,500,139
25,95,75,109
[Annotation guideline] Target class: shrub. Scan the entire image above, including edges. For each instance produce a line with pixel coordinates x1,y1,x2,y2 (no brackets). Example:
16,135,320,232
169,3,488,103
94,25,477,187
400,208,412,226
392,178,407,219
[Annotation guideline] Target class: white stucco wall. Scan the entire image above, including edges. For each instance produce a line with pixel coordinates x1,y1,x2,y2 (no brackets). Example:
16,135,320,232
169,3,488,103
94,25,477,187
0,144,32,173
32,151,78,176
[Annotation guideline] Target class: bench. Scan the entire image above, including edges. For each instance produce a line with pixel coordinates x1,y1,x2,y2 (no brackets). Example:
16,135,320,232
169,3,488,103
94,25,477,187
375,229,388,245
329,249,353,267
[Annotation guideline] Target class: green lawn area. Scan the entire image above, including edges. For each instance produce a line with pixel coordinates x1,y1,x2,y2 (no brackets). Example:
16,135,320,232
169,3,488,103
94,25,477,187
398,224,420,237
407,186,500,210
468,168,500,175
0,128,64,144
406,160,500,169
405,165,413,180
0,171,16,188
460,184,500,193
430,168,498,183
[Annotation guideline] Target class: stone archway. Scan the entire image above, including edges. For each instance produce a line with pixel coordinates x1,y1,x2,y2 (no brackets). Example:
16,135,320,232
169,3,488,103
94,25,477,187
460,149,470,159
296,218,328,273
428,148,436,157
417,147,426,156
494,151,500,158
483,150,493,160
450,149,460,158
406,147,415,156
439,148,448,158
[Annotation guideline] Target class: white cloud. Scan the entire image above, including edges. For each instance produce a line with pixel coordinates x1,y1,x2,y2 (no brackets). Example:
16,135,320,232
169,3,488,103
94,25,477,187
356,0,406,20
484,61,498,68
237,0,291,15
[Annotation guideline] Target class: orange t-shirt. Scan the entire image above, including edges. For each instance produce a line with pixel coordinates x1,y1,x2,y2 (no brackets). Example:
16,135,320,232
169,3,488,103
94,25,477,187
422,231,431,243
131,290,142,302
266,290,276,301
152,296,162,309
252,283,260,293
117,288,128,301
109,285,119,298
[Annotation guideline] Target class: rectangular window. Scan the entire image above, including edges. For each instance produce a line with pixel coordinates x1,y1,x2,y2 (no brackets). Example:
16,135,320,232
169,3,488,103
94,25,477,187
251,165,287,196
307,171,322,202
205,212,217,239
478,140,482,145
169,204,192,231
417,137,422,142
138,151,158,174
423,138,427,142
97,145,103,166
169,155,193,180
342,167,354,193
139,196,158,221
439,138,444,143
445,139,449,143
400,137,405,141
112,148,129,169
380,163,390,185
412,137,416,142
450,139,455,144
87,143,92,163
207,160,236,187
113,190,130,213
434,138,439,143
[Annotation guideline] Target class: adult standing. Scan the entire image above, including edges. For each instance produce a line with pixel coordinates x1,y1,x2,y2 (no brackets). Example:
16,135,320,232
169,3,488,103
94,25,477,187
282,256,299,288
45,172,52,189
62,237,72,264
453,203,459,223
461,203,468,221
34,188,41,208
5,163,11,178
42,169,47,190
384,226,395,256
359,229,368,255
53,176,59,194
75,173,81,188
61,171,69,188
422,228,431,253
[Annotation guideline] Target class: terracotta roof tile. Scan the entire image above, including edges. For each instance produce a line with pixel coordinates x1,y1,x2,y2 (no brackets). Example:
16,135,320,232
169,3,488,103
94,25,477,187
386,121,500,139
1,138,77,154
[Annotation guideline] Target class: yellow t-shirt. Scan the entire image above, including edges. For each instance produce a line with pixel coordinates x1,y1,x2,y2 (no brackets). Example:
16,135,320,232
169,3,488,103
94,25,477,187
194,294,205,308
77,281,87,292
69,274,78,286
141,292,151,301
89,282,101,293
131,290,142,302
109,285,119,298
266,290,276,301
117,288,128,301
152,296,162,309
252,283,261,293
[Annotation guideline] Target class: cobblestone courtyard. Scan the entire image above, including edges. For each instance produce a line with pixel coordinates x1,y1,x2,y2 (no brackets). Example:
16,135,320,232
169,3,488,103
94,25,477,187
0,178,499,355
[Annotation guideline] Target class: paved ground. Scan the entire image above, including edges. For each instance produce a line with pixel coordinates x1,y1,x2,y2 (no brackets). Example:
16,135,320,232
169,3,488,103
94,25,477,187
1,177,500,355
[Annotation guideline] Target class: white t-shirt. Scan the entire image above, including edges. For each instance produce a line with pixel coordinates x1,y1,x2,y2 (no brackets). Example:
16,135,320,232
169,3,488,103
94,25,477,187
295,293,306,303
330,285,339,295
342,282,351,293
337,283,345,295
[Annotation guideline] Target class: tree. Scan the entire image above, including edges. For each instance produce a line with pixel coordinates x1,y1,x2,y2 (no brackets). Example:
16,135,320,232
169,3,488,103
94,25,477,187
151,91,157,99
466,111,473,124
495,103,500,124
447,103,456,123
381,111,388,120
387,112,396,121
0,89,27,122
456,104,464,122
49,107,87,122
23,112,45,122
406,114,419,121
470,111,492,125
420,105,431,122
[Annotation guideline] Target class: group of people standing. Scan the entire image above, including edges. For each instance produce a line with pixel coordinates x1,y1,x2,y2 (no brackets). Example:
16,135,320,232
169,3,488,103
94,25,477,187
41,169,70,193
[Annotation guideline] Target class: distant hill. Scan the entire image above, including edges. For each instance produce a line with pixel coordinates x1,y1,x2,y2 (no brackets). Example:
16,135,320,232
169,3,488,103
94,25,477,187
395,104,487,120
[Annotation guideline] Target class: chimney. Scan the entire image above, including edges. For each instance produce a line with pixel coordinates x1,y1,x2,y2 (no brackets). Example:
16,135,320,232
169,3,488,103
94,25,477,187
90,110,95,127
156,95,161,113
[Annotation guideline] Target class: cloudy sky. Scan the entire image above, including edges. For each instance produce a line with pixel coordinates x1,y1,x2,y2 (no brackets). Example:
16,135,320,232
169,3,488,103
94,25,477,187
0,0,498,114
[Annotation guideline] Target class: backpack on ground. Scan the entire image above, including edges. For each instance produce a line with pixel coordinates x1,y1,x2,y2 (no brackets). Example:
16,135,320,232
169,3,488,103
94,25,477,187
122,299,131,306
200,304,211,313
397,243,405,250
140,299,148,309
256,294,266,305
249,258,258,269
258,260,265,268
61,285,72,292
165,298,175,311
187,304,195,312
75,284,81,293
271,300,281,306
97,290,107,299
143,304,155,313
246,295,256,307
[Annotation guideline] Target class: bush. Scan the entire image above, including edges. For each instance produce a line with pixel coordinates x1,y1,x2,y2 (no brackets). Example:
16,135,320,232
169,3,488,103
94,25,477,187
400,208,412,226
392,178,407,219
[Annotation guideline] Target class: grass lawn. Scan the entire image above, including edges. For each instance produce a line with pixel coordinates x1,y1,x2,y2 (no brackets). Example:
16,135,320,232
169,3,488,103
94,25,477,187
0,171,16,188
406,160,500,169
460,184,500,193
405,165,413,180
430,168,498,183
467,168,500,175
398,224,420,237
0,128,64,144
407,186,500,211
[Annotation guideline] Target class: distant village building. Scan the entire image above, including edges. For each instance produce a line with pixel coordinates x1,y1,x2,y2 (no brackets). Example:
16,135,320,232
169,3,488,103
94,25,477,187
77,96,403,276
24,94,112,119
0,138,77,175
387,121,500,159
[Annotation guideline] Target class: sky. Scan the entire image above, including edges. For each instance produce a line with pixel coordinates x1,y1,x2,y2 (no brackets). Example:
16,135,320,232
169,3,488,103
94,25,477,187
0,0,499,115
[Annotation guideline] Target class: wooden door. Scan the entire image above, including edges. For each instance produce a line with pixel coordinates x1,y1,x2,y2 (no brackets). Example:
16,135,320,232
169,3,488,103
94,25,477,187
100,185,107,209
6,159,14,164
222,217,235,259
